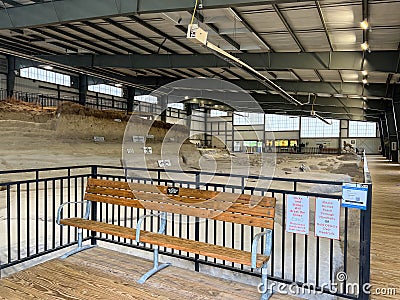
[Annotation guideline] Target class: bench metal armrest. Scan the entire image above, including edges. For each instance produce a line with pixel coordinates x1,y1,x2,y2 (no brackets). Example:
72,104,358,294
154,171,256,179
136,212,167,243
251,229,272,269
56,201,92,226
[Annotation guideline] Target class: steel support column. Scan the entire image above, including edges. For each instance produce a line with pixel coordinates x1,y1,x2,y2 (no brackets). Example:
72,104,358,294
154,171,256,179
158,96,166,123
385,105,398,162
6,55,15,98
378,116,386,157
127,86,135,114
78,73,88,106
392,86,400,162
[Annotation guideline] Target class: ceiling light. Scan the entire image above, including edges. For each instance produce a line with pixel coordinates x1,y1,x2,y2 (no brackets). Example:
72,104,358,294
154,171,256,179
360,42,369,51
362,78,368,84
360,19,369,30
115,83,123,87
361,70,368,76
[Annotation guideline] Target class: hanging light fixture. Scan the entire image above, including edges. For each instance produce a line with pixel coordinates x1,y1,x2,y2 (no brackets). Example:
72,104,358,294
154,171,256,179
360,19,369,30
360,42,370,51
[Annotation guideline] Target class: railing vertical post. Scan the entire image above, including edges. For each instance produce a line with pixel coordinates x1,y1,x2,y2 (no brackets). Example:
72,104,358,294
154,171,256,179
194,172,200,272
358,183,372,300
90,165,98,246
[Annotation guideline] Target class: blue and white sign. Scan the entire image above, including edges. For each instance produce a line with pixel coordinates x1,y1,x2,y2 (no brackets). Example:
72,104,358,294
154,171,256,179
341,183,369,210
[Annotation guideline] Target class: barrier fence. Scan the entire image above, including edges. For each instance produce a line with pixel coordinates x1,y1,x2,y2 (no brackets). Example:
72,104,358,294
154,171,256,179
0,164,372,299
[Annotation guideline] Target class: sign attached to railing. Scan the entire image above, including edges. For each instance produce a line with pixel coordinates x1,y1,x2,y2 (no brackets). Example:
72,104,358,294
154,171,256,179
315,198,340,240
167,186,180,195
341,183,368,210
286,195,309,235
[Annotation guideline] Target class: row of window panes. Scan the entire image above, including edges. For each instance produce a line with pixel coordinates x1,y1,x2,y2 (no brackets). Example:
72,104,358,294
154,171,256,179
266,114,299,131
348,121,376,137
88,84,123,97
233,112,264,125
210,109,228,117
300,117,340,138
20,67,71,87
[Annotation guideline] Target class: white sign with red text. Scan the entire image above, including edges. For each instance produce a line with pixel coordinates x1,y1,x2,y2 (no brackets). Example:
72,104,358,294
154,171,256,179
315,198,340,240
286,195,309,235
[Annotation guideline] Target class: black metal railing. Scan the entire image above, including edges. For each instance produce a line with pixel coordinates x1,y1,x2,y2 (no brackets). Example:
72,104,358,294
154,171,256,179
271,147,340,154
0,165,372,299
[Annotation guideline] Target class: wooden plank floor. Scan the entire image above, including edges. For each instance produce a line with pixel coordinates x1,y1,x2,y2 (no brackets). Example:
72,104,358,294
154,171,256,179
0,247,296,300
368,156,400,299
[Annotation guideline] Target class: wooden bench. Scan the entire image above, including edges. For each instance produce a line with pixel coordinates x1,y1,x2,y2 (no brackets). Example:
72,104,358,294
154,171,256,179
57,178,276,299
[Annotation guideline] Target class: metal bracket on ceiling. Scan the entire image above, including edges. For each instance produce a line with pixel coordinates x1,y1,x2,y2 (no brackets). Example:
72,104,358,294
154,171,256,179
186,25,303,107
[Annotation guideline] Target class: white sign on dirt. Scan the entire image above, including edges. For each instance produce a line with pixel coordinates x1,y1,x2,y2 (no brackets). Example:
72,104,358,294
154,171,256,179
286,195,309,235
132,136,145,143
315,198,340,240
143,147,152,154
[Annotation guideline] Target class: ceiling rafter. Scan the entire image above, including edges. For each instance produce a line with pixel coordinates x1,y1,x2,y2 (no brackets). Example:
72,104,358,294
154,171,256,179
103,18,174,54
272,3,354,118
62,23,133,54
103,18,208,79
229,7,273,51
314,0,333,52
30,28,106,54
0,34,59,55
129,15,232,80
45,26,120,54
81,21,155,54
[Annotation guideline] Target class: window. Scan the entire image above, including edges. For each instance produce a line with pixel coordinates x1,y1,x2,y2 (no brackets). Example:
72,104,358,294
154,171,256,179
234,112,264,125
265,114,300,131
210,109,228,117
134,95,158,104
20,67,71,87
300,117,340,138
349,121,377,137
168,102,184,110
88,84,123,97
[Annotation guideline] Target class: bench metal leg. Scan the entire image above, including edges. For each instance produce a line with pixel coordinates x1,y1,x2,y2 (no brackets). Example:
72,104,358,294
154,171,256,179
259,263,272,300
137,246,171,284
60,228,95,259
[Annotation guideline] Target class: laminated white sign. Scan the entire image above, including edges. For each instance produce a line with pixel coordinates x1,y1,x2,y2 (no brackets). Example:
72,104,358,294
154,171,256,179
315,198,340,240
286,195,309,235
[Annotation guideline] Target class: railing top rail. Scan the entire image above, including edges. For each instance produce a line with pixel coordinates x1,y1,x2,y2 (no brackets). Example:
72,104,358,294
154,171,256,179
0,165,93,175
99,165,344,185
363,150,371,183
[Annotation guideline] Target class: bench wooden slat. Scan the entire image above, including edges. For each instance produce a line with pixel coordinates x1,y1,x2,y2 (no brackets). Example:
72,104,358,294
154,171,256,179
87,188,275,218
87,186,275,212
84,193,274,229
60,218,269,268
87,179,275,208
84,193,145,209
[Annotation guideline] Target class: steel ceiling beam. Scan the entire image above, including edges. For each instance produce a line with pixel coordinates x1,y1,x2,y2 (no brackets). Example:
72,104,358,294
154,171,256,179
315,0,333,52
16,55,389,97
0,0,310,29
33,52,400,73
